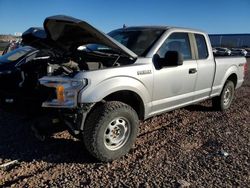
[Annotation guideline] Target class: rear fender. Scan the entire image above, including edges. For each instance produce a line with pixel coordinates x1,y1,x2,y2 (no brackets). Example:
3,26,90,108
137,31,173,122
217,65,238,95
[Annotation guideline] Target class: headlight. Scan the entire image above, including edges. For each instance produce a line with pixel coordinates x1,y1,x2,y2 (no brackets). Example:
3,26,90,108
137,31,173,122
39,76,87,108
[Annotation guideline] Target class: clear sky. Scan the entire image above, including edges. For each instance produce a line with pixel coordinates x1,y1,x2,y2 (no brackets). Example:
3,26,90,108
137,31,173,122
0,0,250,35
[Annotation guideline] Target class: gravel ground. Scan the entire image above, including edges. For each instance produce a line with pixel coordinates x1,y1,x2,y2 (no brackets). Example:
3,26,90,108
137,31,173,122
0,59,249,187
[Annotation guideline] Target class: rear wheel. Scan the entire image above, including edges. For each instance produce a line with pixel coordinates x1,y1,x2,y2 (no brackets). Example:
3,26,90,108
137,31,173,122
83,101,139,162
212,80,235,111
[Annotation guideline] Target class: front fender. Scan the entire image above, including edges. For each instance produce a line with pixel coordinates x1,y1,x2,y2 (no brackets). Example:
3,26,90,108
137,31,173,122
78,76,151,105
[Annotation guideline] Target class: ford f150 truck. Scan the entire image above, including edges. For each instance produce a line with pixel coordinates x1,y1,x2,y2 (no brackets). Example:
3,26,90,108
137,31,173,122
0,15,247,161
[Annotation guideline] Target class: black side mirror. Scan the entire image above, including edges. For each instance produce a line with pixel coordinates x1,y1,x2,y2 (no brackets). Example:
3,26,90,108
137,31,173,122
152,54,161,70
164,51,183,66
153,51,183,70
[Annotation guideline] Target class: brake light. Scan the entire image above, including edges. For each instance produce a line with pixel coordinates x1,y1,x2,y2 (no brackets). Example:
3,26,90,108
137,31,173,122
244,63,248,77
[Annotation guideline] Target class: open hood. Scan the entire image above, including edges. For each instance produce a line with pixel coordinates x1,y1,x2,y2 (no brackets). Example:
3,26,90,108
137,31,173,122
22,27,47,43
43,15,137,59
22,27,51,49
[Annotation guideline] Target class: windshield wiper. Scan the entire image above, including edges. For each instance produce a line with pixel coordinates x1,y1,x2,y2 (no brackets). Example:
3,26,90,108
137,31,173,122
79,45,127,58
97,48,127,57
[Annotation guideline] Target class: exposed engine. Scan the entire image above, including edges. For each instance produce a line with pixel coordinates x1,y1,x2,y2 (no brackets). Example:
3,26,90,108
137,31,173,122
0,46,134,115
32,48,133,78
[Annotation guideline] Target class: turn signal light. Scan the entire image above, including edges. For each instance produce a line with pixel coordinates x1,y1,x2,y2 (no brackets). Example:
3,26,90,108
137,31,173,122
56,85,65,103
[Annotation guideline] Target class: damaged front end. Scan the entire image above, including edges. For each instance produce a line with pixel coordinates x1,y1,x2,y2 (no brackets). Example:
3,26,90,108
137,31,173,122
39,75,96,137
0,14,139,137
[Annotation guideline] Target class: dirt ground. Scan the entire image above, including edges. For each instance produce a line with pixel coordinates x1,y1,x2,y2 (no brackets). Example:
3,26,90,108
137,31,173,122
0,59,249,187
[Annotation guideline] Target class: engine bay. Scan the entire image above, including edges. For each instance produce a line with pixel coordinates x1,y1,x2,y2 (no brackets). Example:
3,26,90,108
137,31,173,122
27,47,135,78
0,45,135,114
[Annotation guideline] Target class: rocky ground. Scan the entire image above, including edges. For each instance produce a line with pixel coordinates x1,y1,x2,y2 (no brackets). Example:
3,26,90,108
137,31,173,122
0,59,249,187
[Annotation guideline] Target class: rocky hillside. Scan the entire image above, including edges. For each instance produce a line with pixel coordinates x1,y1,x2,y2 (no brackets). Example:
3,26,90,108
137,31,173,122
0,35,18,42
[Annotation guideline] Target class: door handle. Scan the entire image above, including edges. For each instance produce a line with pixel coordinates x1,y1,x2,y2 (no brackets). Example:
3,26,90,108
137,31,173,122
189,68,197,74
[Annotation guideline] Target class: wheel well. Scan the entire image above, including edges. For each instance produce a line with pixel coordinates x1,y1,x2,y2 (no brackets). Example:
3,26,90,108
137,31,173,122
227,73,237,88
104,90,145,120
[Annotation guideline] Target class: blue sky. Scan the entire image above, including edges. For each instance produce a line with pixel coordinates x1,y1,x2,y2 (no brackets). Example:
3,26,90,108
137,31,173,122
0,0,250,35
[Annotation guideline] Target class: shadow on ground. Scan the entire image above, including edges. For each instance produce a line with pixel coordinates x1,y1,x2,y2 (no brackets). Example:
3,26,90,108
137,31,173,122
0,111,97,164
0,101,218,164
184,101,216,112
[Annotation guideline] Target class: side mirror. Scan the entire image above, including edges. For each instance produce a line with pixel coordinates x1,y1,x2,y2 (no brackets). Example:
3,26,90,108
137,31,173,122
153,51,183,70
164,51,183,66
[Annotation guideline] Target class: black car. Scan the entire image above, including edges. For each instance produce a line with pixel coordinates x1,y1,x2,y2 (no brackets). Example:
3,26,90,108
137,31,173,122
0,27,70,113
0,45,53,113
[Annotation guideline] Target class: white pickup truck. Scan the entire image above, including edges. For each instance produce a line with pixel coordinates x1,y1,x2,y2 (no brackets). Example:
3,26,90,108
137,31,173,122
0,15,247,161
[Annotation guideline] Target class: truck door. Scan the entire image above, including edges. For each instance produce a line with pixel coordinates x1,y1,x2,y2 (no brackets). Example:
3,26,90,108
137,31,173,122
152,32,197,113
193,34,215,100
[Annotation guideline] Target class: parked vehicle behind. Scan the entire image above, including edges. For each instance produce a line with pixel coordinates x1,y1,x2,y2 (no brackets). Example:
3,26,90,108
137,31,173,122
0,15,247,161
212,47,231,56
230,48,248,56
246,48,250,57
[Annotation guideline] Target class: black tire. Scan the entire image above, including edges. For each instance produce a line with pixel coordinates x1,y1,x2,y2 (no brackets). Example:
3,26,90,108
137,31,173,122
83,101,139,162
212,80,235,111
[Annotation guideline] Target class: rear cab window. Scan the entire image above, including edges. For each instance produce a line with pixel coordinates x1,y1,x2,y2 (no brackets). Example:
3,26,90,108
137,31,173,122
195,34,208,59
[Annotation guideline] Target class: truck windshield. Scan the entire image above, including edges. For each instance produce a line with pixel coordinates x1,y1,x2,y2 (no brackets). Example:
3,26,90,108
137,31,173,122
109,29,164,56
86,28,164,57
0,46,35,64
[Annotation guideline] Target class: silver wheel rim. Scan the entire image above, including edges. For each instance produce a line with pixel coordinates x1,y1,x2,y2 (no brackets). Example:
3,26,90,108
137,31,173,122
104,117,131,150
223,87,232,106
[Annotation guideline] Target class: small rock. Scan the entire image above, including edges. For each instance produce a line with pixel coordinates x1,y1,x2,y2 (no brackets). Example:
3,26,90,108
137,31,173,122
145,182,150,188
219,150,229,157
0,159,19,170
107,163,111,168
177,179,191,187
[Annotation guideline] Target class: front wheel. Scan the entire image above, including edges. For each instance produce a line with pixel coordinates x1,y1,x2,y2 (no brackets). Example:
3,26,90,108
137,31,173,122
83,101,139,162
212,80,235,111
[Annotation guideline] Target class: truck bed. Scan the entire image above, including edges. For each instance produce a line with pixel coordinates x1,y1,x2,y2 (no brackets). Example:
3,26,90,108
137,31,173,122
211,56,246,97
